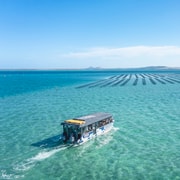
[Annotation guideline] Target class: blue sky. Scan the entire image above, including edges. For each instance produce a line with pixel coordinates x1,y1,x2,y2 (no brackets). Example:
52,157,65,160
0,0,180,69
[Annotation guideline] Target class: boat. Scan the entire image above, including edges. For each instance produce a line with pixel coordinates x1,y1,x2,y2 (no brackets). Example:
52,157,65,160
60,112,114,145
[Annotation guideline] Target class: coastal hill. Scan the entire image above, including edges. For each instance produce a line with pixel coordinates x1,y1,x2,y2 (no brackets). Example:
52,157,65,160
84,66,180,71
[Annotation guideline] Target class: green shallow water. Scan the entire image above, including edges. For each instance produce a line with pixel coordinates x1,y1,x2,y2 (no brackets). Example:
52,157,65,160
0,71,180,179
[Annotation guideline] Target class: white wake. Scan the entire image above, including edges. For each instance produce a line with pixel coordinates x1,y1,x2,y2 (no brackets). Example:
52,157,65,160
14,146,67,172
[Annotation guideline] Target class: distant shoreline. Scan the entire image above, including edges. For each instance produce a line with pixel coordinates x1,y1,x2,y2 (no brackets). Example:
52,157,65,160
0,66,180,72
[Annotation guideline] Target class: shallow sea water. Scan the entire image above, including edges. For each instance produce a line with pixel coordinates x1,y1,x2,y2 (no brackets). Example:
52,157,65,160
0,71,180,179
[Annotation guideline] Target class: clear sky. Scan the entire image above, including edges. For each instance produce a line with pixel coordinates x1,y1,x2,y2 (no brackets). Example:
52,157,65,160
0,0,180,69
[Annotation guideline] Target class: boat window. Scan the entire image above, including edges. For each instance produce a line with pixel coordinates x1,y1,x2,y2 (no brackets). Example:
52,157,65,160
97,121,101,127
88,124,92,131
92,123,95,130
98,120,104,127
98,118,111,127
109,117,113,122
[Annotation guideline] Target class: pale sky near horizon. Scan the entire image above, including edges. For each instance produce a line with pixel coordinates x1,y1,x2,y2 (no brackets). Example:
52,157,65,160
0,0,180,69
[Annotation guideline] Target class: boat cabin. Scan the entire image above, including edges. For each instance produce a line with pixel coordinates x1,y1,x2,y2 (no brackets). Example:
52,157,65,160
61,112,114,144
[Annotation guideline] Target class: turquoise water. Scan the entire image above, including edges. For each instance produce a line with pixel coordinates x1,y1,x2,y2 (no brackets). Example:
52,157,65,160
0,71,180,179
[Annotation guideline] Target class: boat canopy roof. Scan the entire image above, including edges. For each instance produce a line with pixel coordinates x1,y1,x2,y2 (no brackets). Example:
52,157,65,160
61,112,112,127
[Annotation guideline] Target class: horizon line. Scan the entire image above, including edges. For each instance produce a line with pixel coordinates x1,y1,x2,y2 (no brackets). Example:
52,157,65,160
0,66,180,71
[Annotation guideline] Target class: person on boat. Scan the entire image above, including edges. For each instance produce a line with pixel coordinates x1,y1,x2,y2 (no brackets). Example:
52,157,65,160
78,132,81,140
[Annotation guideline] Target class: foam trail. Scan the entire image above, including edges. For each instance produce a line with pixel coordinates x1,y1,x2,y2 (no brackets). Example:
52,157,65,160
96,126,119,148
112,126,120,131
77,126,120,157
30,148,64,161
14,146,67,172
97,134,113,147
1,170,24,180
